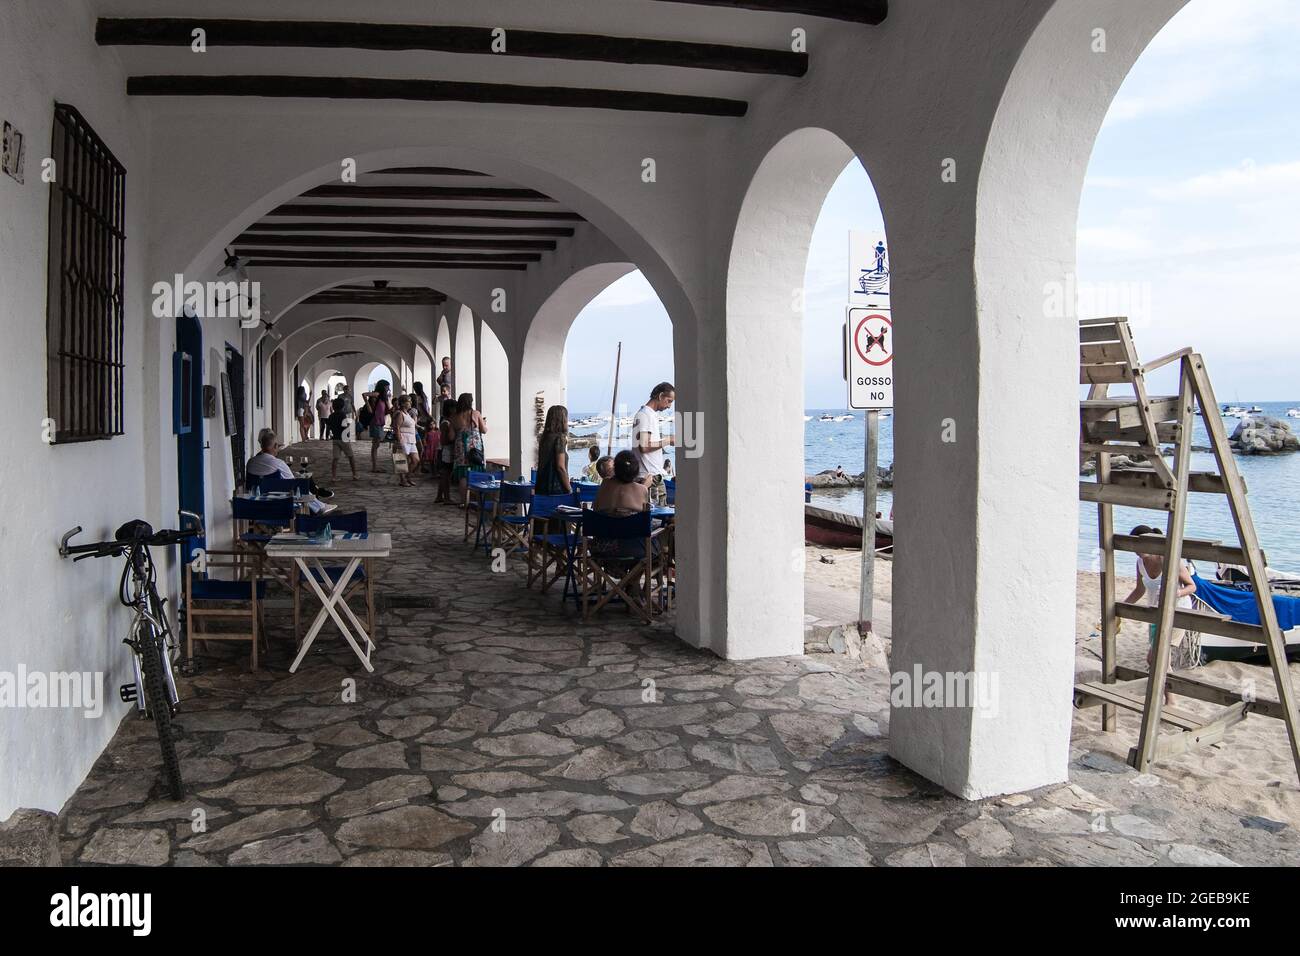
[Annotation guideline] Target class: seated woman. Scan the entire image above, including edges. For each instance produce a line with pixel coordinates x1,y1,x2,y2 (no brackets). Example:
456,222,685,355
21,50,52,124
594,450,649,516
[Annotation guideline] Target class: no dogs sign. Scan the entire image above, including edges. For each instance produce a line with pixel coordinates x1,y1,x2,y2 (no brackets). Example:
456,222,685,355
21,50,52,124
847,307,894,410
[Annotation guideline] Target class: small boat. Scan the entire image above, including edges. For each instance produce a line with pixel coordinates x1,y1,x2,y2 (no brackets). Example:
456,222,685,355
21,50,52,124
818,413,835,422
1288,408,1300,419
804,503,893,553
1249,405,1264,413
834,414,854,422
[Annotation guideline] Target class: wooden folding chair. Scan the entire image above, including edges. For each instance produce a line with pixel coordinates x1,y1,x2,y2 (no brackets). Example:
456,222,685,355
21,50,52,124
184,552,267,669
490,482,534,556
526,493,578,592
231,496,296,588
577,511,664,624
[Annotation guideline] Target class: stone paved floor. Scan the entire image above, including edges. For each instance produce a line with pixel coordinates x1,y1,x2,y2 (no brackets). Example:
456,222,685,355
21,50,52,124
55,441,1300,866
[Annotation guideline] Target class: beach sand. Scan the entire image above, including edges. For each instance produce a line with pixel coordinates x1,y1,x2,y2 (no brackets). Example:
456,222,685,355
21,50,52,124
806,547,1300,832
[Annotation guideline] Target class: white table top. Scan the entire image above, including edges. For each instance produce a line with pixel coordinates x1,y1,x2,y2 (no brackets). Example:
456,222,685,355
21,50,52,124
265,531,392,558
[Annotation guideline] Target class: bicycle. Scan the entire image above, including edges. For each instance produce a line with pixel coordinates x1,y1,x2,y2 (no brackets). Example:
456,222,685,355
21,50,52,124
59,510,203,800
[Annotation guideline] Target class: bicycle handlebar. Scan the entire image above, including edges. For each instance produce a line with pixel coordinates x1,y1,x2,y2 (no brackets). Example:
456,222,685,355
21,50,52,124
60,518,203,559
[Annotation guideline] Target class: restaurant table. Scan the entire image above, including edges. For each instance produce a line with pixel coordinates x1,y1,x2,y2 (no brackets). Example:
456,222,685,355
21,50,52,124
467,478,533,551
265,530,392,673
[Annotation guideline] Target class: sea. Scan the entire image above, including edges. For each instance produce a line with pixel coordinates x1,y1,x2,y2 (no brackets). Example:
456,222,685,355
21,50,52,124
802,404,1300,573
567,405,1300,572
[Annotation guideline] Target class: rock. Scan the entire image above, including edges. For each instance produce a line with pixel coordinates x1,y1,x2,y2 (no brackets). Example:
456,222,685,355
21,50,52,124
1241,815,1287,834
1230,416,1300,455
680,775,791,806
610,834,773,867
567,814,627,845
1109,814,1172,841
555,709,626,739
212,730,295,755
545,746,639,780
769,712,848,759
1042,835,1158,866
607,771,713,796
475,732,578,757
442,790,630,818
779,836,874,867
451,772,547,792
335,805,476,850
1043,783,1116,814
343,849,454,867
690,741,783,775
200,766,345,805
630,801,704,841
885,843,967,867
1078,751,1129,774
326,775,433,818
837,792,946,843
241,742,317,770
335,741,410,770
702,797,833,837
228,829,342,865
533,848,603,867
0,809,61,866
183,808,316,853
464,819,561,867
955,814,1015,858
1162,843,1239,866
1008,806,1092,836
80,827,170,866
376,716,437,739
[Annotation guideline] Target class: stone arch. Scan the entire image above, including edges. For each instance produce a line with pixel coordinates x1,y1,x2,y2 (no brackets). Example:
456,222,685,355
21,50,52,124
518,262,637,473
353,360,397,404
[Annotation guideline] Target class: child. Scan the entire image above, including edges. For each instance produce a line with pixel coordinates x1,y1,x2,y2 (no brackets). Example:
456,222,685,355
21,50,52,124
394,396,420,487
325,397,358,481
582,445,601,481
1122,525,1197,704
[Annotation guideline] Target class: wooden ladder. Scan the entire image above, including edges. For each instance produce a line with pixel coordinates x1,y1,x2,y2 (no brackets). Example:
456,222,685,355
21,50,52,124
1076,316,1300,782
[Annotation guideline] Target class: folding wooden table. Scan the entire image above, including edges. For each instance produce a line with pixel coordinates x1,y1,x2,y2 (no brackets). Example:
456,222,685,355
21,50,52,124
265,531,392,673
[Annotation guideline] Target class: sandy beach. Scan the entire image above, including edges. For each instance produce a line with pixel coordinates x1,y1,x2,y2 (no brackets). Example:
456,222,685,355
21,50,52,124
807,549,1300,831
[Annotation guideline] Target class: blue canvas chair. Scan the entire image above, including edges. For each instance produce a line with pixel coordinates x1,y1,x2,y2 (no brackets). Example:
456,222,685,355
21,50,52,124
231,496,295,587
575,482,600,507
490,483,534,556
527,493,578,592
184,550,267,670
260,475,311,496
665,478,676,505
577,510,664,623
292,512,374,644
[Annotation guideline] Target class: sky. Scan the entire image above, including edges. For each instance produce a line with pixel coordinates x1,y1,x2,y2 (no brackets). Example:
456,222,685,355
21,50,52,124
563,0,1300,410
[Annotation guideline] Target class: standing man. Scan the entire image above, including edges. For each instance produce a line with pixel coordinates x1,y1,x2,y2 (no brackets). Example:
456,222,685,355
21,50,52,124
315,389,331,439
633,382,675,507
436,356,453,400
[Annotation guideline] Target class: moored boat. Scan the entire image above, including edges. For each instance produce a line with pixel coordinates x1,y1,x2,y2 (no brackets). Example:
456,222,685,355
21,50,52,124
804,503,893,552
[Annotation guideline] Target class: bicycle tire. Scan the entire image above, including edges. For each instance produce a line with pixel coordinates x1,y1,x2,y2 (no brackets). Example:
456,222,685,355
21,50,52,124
139,630,184,800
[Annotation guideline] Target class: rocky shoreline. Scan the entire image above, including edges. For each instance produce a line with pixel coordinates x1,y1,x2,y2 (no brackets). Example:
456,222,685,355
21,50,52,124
807,465,894,490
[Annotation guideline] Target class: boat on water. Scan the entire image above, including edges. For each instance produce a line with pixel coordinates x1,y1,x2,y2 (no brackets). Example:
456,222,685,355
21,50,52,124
1222,405,1249,418
834,414,854,422
1288,408,1300,419
1250,405,1264,413
804,503,893,553
818,413,835,422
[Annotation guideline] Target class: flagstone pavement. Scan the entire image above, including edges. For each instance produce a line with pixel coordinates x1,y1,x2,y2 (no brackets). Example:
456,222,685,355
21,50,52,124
54,441,1300,866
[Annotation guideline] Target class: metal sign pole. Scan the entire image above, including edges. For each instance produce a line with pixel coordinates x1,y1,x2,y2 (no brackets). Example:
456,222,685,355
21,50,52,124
859,408,879,635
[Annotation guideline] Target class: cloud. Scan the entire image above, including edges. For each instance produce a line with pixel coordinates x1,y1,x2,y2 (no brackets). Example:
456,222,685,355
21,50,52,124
1150,159,1300,201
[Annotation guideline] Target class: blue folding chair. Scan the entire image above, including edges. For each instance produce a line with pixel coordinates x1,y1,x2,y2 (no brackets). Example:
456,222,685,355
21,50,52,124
490,483,534,556
464,467,506,546
293,512,374,643
577,510,663,623
261,475,311,496
575,482,600,507
531,468,538,484
527,493,578,593
231,496,295,586
185,551,268,669
665,478,676,506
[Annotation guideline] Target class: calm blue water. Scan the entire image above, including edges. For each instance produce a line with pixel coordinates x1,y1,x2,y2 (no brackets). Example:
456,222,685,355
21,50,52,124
802,404,1300,572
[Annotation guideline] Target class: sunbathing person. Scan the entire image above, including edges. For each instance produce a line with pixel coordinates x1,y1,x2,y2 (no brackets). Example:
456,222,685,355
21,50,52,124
1122,525,1196,703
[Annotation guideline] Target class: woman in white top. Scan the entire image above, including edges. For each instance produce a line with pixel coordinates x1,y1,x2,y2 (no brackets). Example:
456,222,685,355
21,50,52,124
394,396,420,487
1122,525,1197,703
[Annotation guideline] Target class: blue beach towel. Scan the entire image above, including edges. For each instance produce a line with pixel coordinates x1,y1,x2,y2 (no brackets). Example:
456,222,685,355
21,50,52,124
1190,574,1300,631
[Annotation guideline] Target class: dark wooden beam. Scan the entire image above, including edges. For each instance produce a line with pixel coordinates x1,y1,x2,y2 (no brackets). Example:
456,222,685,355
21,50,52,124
245,222,575,237
323,317,377,322
251,260,528,271
98,18,806,76
235,234,557,251
313,298,445,306
269,204,585,222
240,248,540,263
125,75,748,117
302,184,555,202
646,0,886,24
373,167,489,176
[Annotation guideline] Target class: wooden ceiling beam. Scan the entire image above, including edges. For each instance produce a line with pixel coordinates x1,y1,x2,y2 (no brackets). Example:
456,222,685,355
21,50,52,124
98,18,805,76
252,260,529,271
125,75,748,117
240,248,541,263
268,204,585,222
645,0,886,24
234,234,557,250
244,222,576,237
301,185,555,202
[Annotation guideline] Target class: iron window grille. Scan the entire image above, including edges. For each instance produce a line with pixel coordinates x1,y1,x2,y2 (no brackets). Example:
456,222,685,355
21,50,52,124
46,102,126,443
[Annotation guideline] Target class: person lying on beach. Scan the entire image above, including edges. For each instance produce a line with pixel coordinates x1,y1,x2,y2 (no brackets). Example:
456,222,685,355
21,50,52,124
1122,524,1196,704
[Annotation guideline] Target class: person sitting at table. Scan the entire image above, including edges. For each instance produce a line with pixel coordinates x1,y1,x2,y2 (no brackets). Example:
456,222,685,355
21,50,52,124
582,445,601,482
246,429,336,513
536,405,572,496
594,450,649,516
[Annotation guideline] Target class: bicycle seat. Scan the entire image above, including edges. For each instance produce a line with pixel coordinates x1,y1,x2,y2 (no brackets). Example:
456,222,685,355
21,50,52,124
115,519,154,543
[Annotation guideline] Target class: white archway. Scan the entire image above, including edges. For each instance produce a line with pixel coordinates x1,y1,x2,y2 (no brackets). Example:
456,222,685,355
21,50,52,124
453,305,478,405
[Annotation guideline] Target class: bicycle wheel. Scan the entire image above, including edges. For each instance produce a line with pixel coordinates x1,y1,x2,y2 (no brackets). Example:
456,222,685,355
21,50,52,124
139,629,184,800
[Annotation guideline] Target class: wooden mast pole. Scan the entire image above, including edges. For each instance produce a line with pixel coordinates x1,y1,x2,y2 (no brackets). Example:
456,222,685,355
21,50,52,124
607,341,622,457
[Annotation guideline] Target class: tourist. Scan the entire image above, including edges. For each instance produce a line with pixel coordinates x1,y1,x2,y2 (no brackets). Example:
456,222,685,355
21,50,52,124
439,383,453,404
315,389,331,439
324,397,357,481
596,455,615,480
412,381,431,421
582,445,601,481
536,405,573,495
394,395,420,487
1122,525,1197,705
436,356,453,397
246,429,335,513
362,382,391,473
633,382,676,506
594,450,649,516
297,402,313,443
436,398,457,504
451,392,487,503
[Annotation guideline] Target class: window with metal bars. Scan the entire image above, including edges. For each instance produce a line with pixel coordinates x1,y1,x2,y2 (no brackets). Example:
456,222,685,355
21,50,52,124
45,103,126,443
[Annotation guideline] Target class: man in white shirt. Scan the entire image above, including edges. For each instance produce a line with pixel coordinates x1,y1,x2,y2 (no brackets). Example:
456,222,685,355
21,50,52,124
633,382,676,507
246,429,336,514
